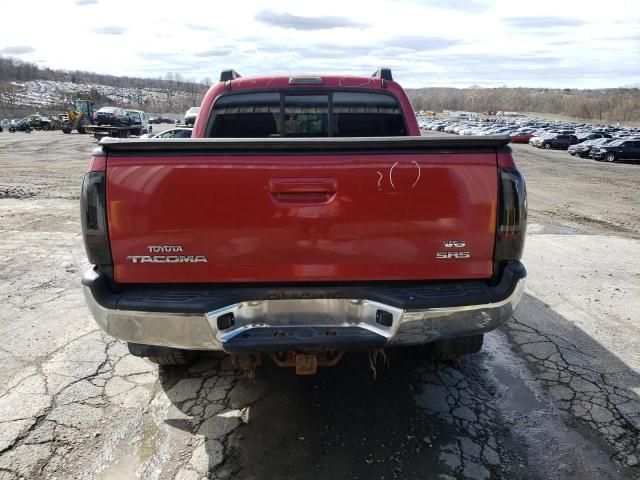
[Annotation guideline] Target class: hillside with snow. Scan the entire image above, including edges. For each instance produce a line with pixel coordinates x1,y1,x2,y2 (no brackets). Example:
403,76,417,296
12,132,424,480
0,79,205,113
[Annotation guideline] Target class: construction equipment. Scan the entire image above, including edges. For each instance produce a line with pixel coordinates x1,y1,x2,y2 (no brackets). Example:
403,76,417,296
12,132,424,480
62,100,94,134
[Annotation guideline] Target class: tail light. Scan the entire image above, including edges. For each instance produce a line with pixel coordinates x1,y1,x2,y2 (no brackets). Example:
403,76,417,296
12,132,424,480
495,168,527,265
81,170,112,265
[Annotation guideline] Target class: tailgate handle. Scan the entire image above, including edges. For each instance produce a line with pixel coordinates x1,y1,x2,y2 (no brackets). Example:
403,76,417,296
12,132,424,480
269,178,337,204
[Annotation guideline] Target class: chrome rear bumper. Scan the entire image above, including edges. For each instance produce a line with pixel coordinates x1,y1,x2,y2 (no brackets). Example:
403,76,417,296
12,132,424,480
83,268,525,352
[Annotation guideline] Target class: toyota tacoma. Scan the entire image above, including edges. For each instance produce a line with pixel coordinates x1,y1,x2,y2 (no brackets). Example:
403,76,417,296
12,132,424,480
81,68,527,373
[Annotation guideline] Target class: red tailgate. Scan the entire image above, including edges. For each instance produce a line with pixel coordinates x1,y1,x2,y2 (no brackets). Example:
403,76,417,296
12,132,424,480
107,153,497,283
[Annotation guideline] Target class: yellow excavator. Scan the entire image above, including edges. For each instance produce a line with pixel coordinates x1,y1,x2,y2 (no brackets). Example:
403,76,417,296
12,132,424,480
61,100,94,134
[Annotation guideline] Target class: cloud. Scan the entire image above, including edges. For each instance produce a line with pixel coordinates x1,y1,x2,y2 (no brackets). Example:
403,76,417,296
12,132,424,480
255,10,365,30
74,0,98,5
383,36,461,51
503,17,586,29
194,49,232,57
0,45,35,54
92,26,127,35
601,34,640,42
407,53,598,86
407,0,490,13
186,24,215,32
253,42,374,59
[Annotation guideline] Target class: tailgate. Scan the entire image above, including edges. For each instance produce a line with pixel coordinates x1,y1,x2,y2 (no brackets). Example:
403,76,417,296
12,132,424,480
104,137,502,283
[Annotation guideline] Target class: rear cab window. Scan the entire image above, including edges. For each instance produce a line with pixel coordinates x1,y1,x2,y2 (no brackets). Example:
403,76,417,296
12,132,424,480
207,90,406,137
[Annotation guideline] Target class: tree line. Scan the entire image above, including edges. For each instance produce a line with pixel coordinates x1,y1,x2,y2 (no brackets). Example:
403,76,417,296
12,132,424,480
406,86,640,124
0,56,210,92
0,56,209,114
2,56,638,123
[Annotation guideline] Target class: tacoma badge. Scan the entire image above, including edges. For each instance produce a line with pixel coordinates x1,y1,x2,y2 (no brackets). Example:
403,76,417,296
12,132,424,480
128,245,207,263
127,255,208,263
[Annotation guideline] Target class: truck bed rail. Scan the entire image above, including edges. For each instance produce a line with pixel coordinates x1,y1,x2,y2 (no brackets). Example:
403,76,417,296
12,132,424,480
98,135,511,155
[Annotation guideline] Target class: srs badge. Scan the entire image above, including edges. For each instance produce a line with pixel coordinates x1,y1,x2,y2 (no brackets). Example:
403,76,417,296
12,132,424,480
436,240,470,259
436,251,471,259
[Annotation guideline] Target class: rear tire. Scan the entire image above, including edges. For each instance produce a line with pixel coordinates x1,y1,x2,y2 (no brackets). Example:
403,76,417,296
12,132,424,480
127,342,196,366
412,335,484,361
147,351,196,366
605,152,616,163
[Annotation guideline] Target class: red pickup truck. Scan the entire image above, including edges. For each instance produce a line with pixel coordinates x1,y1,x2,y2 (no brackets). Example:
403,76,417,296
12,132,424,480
82,68,526,373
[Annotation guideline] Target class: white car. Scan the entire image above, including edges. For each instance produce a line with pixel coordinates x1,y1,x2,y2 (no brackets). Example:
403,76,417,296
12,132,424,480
140,127,192,139
184,107,200,126
126,110,151,135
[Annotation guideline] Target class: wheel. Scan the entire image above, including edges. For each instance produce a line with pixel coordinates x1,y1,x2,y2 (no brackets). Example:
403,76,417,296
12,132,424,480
147,350,196,365
128,342,196,365
543,143,551,149
25,127,32,133
9,127,16,133
412,335,484,361
569,152,575,156
42,124,50,131
605,152,616,163
147,350,196,366
77,126,86,134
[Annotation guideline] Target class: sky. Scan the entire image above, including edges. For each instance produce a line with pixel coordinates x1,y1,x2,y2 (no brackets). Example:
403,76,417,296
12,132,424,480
1,0,639,88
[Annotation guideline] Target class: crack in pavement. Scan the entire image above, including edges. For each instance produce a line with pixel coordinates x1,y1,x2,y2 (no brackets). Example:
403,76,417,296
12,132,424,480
506,313,640,469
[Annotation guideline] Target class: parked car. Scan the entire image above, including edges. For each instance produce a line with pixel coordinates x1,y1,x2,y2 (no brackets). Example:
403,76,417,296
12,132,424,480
529,134,552,148
510,132,534,144
591,139,640,162
140,127,192,139
149,116,174,124
184,107,200,126
81,68,527,369
576,133,611,142
568,139,596,156
570,138,615,157
538,134,580,150
125,110,151,135
95,107,131,127
25,114,54,131
8,119,33,133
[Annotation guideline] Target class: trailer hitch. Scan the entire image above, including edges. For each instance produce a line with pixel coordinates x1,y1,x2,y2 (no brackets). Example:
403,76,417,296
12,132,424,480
269,351,344,375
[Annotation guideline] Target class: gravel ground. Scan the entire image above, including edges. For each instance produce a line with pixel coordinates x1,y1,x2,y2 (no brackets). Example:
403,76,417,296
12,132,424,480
0,130,638,480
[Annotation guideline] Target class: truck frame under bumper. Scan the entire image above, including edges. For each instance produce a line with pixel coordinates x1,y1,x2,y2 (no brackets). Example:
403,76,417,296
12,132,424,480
83,263,525,352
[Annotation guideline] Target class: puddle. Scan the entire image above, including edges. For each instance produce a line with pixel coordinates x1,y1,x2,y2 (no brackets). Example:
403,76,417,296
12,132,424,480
490,363,545,414
485,336,546,415
98,446,141,480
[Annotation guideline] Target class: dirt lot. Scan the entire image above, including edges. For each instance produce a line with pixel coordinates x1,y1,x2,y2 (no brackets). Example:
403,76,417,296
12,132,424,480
0,130,639,480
